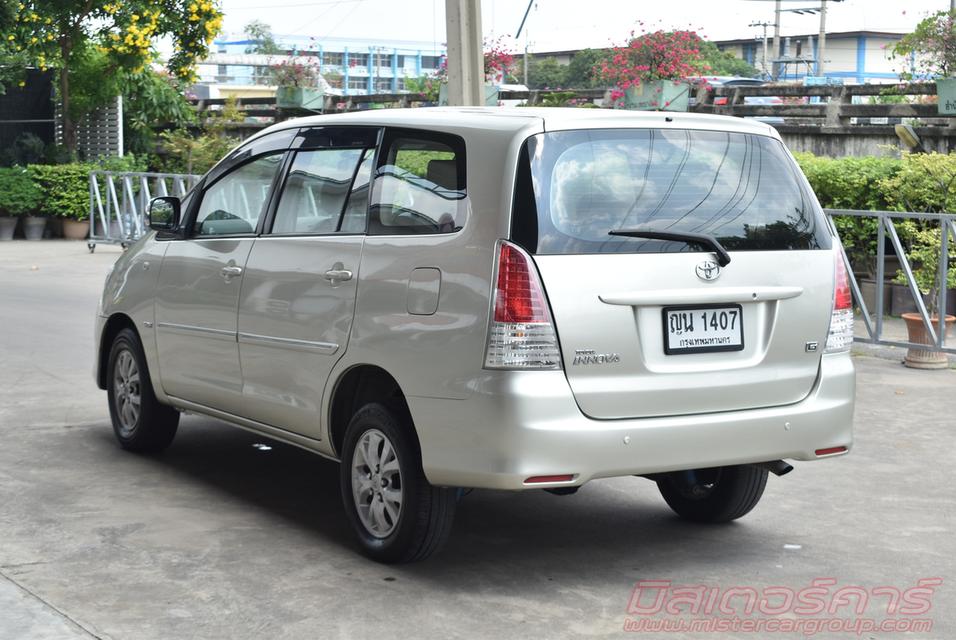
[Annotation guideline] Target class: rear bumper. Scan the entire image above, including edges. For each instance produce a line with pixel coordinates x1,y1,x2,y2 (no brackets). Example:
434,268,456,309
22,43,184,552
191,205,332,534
408,353,855,490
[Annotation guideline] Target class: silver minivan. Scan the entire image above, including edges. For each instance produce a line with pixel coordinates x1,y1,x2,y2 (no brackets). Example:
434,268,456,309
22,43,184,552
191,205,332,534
95,108,855,562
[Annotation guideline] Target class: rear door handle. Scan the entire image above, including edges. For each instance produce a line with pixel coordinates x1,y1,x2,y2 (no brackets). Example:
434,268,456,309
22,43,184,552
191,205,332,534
221,265,243,278
324,263,353,284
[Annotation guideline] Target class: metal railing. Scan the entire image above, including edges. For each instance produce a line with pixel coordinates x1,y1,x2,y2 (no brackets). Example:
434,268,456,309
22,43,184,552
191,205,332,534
825,209,956,354
88,171,199,252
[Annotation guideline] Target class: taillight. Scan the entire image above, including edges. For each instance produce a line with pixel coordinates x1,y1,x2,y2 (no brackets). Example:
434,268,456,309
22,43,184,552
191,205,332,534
825,249,854,353
484,241,562,369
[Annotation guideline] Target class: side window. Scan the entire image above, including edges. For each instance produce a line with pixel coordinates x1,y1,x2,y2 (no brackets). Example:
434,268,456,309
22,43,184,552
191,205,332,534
340,149,374,233
271,147,372,235
369,131,466,235
194,153,283,237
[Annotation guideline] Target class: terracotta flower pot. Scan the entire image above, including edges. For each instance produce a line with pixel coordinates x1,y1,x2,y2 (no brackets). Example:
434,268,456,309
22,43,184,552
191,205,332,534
62,219,90,240
900,312,955,369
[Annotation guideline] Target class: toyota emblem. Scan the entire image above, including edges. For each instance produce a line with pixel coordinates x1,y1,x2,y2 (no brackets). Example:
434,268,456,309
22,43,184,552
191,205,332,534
696,260,721,281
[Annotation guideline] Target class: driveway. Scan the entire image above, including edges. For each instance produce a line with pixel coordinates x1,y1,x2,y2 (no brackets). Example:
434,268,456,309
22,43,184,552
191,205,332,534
1,241,953,639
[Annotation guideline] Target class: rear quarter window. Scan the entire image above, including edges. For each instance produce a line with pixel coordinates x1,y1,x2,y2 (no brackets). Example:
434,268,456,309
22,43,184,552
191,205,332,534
512,128,831,255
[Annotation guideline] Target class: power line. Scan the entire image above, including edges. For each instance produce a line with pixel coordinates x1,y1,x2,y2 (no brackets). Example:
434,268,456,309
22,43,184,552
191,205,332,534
226,0,366,9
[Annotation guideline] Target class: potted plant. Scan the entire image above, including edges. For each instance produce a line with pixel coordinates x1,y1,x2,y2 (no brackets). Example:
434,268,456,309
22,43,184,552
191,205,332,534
895,227,956,368
598,28,708,111
890,9,956,114
29,164,92,240
0,167,42,240
270,59,325,111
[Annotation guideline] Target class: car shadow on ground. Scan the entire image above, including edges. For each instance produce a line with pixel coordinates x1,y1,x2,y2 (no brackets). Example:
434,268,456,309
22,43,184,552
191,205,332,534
89,415,790,582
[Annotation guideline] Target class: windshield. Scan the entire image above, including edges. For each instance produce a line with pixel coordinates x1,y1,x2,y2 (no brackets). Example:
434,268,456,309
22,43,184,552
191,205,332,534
512,128,831,255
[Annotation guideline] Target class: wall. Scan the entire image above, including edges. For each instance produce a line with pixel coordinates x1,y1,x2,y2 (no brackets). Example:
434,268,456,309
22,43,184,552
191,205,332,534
779,127,956,157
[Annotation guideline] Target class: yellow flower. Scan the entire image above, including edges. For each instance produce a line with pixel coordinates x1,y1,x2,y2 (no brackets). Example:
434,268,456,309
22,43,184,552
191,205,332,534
30,36,37,43
6,35,14,41
131,14,139,21
18,80,25,87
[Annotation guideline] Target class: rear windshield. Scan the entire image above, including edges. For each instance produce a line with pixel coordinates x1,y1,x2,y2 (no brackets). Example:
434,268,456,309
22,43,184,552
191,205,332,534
512,129,831,254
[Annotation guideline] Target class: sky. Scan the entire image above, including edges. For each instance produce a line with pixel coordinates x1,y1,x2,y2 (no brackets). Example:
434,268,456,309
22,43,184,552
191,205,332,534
215,0,949,52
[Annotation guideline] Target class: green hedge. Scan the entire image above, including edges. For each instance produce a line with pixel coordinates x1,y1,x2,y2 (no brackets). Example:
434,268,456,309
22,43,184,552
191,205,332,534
794,152,956,280
793,153,901,211
794,152,956,213
28,164,95,221
0,156,149,222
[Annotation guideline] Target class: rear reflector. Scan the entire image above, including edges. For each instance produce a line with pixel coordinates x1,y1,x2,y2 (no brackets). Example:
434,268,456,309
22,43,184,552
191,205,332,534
815,446,848,456
525,474,575,484
825,249,854,353
484,240,562,369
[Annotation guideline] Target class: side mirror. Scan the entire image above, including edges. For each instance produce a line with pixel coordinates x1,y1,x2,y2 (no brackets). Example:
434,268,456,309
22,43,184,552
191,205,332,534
148,196,181,232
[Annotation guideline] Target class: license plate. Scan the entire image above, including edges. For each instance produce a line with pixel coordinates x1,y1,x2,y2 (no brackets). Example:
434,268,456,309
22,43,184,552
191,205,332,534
662,304,744,355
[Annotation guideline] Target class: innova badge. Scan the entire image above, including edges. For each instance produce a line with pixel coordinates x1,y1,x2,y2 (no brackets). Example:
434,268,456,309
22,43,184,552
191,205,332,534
696,260,721,281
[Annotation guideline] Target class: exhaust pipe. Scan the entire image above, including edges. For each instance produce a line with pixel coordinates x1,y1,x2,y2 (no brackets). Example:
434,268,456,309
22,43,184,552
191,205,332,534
761,460,794,477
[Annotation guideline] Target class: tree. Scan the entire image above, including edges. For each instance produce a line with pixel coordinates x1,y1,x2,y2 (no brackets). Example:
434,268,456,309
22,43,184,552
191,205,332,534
526,56,568,89
597,30,709,101
565,48,608,89
243,19,282,55
891,9,956,80
7,1,223,154
698,41,757,78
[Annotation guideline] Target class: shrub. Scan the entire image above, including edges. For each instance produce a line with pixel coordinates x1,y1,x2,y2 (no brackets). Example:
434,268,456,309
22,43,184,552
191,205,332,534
794,153,903,278
155,129,235,175
28,164,95,221
877,152,956,213
0,167,42,216
793,153,901,211
0,133,47,167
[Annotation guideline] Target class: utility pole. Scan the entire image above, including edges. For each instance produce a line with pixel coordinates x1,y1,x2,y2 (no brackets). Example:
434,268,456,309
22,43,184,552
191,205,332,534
817,0,828,76
749,21,772,78
772,0,781,80
516,0,534,88
445,0,483,106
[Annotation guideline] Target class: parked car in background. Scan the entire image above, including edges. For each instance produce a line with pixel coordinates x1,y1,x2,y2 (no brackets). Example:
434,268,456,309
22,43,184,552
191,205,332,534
691,76,785,125
95,108,855,563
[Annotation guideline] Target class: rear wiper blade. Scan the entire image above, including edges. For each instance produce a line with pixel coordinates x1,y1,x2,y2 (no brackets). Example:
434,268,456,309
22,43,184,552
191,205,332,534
608,228,731,266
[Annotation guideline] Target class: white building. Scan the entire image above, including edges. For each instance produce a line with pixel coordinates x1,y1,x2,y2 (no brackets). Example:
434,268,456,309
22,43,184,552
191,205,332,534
195,33,446,97
714,30,906,84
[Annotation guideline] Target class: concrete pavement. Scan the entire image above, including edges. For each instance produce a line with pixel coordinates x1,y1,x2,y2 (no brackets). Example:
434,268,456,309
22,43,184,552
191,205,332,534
0,241,954,639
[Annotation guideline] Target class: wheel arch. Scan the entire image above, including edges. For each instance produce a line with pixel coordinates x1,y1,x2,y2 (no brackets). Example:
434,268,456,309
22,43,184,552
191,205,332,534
328,364,417,458
97,313,139,390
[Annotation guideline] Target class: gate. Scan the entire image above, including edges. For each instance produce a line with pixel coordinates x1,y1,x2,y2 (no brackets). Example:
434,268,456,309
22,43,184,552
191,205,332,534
88,171,200,251
825,209,956,354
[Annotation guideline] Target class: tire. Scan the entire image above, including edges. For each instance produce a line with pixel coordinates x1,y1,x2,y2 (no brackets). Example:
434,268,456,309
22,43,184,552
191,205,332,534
339,402,456,563
106,328,179,453
656,465,768,523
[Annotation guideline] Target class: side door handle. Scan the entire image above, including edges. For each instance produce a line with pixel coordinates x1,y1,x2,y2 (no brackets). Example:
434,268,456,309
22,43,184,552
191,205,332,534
323,263,353,285
221,265,243,279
